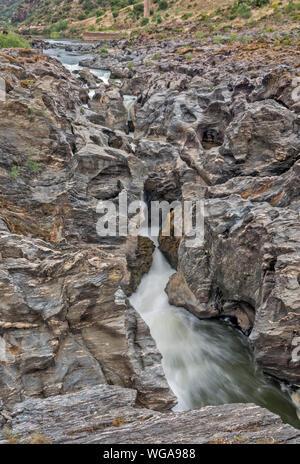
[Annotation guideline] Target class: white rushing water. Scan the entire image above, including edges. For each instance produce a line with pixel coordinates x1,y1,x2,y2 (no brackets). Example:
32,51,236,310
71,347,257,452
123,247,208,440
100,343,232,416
123,94,137,119
129,222,300,427
43,44,111,84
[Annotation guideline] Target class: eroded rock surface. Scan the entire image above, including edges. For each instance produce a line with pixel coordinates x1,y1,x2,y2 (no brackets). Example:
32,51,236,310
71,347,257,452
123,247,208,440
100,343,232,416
120,39,300,389
0,48,175,413
0,384,299,444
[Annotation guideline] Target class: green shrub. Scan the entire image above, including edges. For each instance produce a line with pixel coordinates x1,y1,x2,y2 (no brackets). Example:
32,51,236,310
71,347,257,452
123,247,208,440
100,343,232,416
0,32,31,49
133,3,144,18
238,5,252,18
213,35,224,44
50,31,61,39
252,0,269,6
97,26,116,31
140,17,149,26
285,1,295,13
240,35,252,43
182,13,193,20
69,26,78,35
51,20,68,32
151,52,161,60
96,9,105,17
195,31,207,41
10,166,20,180
27,157,41,172
158,0,168,10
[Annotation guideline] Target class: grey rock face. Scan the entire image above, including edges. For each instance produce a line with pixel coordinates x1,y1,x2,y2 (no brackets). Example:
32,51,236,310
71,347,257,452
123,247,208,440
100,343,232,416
0,49,175,413
0,385,299,444
125,41,300,389
0,232,174,410
88,87,129,133
166,196,300,384
220,99,300,177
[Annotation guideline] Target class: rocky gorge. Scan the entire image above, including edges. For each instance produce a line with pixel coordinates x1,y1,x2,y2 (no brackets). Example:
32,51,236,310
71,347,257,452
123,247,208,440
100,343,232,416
0,34,299,443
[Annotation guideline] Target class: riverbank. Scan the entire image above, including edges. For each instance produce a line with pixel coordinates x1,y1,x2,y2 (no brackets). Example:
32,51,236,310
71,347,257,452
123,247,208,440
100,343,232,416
0,31,30,49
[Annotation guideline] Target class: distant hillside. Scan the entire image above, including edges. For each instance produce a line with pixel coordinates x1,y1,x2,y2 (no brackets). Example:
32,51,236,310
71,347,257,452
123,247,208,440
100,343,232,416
1,0,230,32
1,0,299,38
0,0,23,24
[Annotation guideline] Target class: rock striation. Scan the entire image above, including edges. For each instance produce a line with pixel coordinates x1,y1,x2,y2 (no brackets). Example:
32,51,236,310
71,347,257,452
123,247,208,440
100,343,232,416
0,48,175,414
115,39,300,390
0,384,299,444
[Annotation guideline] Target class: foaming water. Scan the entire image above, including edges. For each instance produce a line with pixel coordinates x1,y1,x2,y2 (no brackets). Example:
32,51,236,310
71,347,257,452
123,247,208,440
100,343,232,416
43,43,110,84
123,94,137,118
130,231,300,428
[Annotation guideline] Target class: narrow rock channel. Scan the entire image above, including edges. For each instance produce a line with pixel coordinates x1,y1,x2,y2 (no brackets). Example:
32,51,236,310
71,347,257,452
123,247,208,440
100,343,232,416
130,217,299,427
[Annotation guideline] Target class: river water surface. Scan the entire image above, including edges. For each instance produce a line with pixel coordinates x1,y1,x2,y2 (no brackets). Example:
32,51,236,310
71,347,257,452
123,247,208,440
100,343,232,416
130,225,299,428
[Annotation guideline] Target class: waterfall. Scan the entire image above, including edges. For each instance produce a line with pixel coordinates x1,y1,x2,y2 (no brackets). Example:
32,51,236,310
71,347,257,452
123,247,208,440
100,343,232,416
129,209,299,427
123,95,137,134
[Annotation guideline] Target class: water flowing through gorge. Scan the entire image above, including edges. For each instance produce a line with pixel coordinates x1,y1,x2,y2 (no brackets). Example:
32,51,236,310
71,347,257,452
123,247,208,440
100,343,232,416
129,223,299,428
43,39,111,83
44,41,299,429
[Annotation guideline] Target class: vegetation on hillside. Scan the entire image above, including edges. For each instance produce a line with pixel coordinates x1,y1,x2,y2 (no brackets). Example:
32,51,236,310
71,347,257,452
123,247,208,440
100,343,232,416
0,31,31,49
0,0,23,24
0,0,299,40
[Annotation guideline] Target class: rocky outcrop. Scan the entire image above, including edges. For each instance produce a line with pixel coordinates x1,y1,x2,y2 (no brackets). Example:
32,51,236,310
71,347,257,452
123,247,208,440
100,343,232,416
126,40,300,390
12,0,42,24
166,196,300,382
0,384,299,444
88,87,129,133
0,48,175,413
0,232,175,410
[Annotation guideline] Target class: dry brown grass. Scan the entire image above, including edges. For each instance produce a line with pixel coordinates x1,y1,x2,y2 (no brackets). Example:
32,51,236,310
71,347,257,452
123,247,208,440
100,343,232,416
28,433,51,444
112,416,125,427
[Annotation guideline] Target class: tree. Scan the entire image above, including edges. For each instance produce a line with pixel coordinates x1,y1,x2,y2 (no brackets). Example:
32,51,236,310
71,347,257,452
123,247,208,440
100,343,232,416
144,0,150,18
